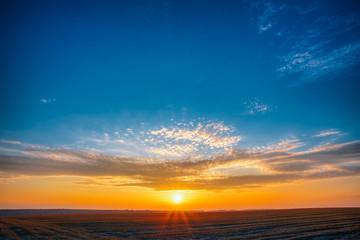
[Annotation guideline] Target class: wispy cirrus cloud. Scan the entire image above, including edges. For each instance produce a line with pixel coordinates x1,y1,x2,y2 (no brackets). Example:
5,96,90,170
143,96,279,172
277,42,360,85
0,139,22,145
256,2,276,33
279,5,360,85
313,129,340,138
250,0,283,33
0,135,359,191
250,0,360,85
253,138,303,152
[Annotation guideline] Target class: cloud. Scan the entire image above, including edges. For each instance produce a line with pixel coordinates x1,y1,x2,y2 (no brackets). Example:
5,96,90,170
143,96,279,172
73,120,242,159
275,3,360,85
313,129,340,137
251,1,278,33
1,138,359,191
0,139,22,145
41,98,56,103
277,42,360,85
148,144,197,157
146,122,242,157
249,1,360,85
243,98,275,115
259,23,272,32
254,138,303,152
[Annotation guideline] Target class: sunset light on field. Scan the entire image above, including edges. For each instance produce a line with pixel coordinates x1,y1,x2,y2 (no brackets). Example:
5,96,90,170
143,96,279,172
0,0,359,215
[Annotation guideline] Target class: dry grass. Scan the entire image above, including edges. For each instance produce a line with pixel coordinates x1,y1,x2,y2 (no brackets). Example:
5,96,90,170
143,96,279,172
0,208,359,239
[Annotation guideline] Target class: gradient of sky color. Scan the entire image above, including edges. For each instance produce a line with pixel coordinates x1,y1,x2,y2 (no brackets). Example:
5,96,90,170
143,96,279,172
0,0,360,210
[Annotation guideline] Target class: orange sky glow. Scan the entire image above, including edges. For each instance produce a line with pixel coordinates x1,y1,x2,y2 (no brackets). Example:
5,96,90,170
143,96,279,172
1,174,359,210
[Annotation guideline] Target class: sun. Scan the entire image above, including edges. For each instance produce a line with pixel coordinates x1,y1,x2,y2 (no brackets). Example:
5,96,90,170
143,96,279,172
172,193,183,204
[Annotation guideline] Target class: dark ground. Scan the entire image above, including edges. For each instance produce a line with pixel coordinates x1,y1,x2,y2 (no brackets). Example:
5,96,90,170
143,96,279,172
0,208,359,239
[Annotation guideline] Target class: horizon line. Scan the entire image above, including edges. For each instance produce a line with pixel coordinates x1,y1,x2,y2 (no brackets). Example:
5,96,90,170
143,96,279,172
1,206,359,212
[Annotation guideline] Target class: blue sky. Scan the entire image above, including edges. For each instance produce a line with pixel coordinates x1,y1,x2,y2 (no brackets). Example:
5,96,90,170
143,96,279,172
1,0,360,162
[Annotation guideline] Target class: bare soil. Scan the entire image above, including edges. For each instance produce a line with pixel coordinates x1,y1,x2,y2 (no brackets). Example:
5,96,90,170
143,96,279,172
0,208,359,239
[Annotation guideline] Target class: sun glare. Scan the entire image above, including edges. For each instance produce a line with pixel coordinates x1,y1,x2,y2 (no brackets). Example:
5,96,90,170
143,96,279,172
172,193,183,204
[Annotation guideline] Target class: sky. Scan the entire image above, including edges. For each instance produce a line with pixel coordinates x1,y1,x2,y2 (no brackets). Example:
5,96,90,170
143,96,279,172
0,0,360,210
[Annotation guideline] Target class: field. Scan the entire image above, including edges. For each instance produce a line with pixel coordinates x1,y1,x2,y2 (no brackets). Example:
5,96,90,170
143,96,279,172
0,208,359,239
